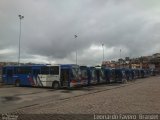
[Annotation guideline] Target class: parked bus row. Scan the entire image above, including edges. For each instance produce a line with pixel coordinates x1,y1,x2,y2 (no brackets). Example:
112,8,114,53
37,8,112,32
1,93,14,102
2,64,157,89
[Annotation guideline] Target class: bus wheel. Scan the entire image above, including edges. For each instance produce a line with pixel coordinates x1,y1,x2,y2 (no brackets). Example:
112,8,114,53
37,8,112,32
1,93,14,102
52,82,60,89
109,79,112,84
106,80,110,84
122,79,127,84
15,80,20,87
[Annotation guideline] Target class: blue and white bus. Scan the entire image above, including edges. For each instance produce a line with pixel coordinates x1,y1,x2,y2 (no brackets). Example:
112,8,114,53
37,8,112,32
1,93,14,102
3,64,88,89
60,64,81,88
102,68,116,83
95,66,106,84
88,66,98,85
2,65,61,88
79,66,90,86
115,68,127,83
2,64,81,89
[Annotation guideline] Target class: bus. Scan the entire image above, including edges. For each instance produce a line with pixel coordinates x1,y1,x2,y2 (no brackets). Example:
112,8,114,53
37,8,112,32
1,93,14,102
95,66,106,84
60,64,81,88
145,69,151,77
123,68,132,81
79,66,90,86
2,64,81,89
140,69,145,78
103,68,116,83
115,68,127,83
88,67,98,85
2,65,61,88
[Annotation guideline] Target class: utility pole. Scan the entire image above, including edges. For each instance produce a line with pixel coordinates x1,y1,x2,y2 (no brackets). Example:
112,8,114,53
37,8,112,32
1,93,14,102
74,35,78,65
119,49,121,68
102,44,104,62
120,49,121,59
18,15,24,65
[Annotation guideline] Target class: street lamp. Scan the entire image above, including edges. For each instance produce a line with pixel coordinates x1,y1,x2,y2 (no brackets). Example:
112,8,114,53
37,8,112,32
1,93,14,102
74,35,78,65
119,49,122,68
120,49,121,59
102,43,104,62
18,15,24,65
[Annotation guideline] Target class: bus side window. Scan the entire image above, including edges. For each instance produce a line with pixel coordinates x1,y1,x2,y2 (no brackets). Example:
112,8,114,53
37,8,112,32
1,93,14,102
100,70,105,79
14,67,18,74
94,70,97,78
41,66,49,74
111,70,115,78
2,68,6,74
81,70,87,78
14,67,31,74
96,70,99,78
33,69,40,75
7,69,13,77
50,66,59,75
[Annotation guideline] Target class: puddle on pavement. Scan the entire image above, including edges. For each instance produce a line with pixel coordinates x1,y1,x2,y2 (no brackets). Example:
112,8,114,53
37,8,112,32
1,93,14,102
60,90,72,93
0,96,21,103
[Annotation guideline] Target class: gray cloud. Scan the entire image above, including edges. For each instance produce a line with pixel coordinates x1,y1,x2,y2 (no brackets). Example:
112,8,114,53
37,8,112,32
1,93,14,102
0,0,160,65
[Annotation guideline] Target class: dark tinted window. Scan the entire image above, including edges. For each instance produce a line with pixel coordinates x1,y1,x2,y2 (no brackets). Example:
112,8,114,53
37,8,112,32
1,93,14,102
33,69,40,75
50,66,59,75
6,69,13,76
14,67,18,74
111,70,116,77
41,66,49,74
81,69,88,78
2,67,6,74
14,67,31,74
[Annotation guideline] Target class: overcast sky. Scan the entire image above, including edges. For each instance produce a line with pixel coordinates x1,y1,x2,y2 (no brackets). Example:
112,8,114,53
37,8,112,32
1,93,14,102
0,0,160,65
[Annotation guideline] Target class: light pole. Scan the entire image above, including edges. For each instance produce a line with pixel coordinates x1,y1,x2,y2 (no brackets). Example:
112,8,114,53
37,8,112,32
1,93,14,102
102,43,104,62
120,49,121,59
119,49,122,68
74,35,78,65
18,15,24,65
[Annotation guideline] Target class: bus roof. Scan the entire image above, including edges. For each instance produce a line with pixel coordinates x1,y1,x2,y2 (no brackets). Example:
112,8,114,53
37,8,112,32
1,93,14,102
3,64,59,68
60,64,79,68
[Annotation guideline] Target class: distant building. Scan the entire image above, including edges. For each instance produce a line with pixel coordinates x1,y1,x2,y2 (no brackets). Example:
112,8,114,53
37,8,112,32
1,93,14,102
102,53,160,71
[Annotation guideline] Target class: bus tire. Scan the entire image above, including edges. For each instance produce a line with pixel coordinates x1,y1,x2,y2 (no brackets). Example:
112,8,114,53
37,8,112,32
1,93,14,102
122,79,127,84
109,79,112,83
52,82,60,89
15,80,20,87
106,79,110,84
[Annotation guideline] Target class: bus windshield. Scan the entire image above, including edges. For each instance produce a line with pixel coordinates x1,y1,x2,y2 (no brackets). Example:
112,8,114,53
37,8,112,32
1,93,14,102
91,69,97,79
71,67,80,79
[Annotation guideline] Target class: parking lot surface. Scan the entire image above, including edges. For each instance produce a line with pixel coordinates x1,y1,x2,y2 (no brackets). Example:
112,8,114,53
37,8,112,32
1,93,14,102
0,76,159,115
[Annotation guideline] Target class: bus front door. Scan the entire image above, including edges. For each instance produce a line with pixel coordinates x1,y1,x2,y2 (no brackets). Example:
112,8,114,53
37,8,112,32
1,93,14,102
61,69,69,88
